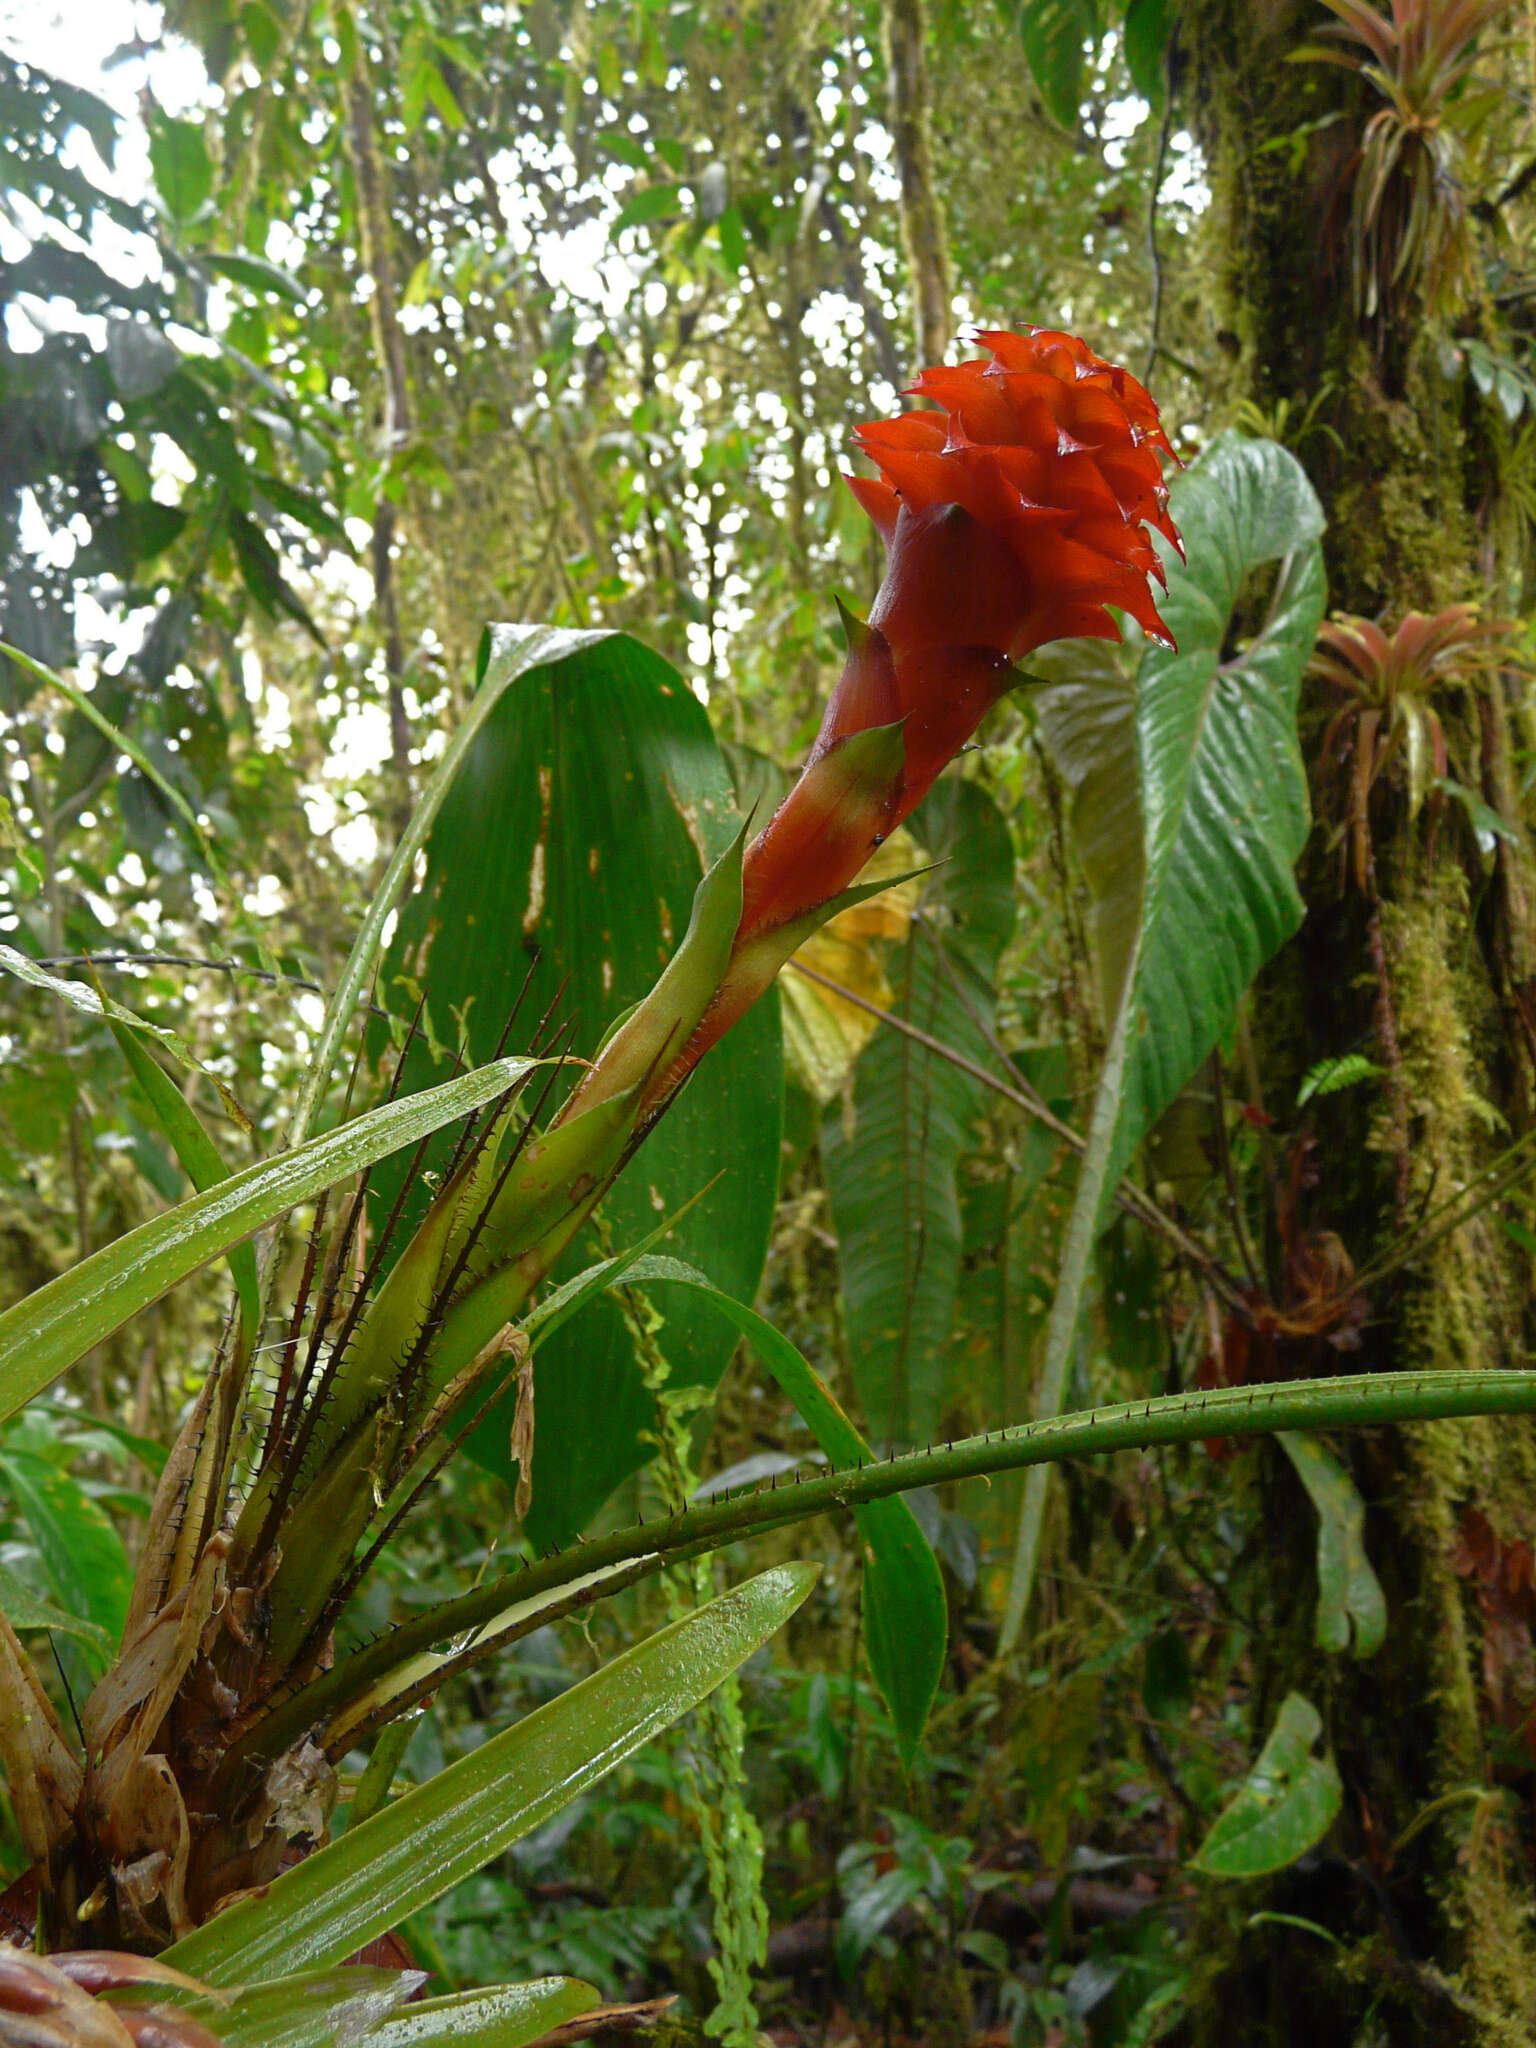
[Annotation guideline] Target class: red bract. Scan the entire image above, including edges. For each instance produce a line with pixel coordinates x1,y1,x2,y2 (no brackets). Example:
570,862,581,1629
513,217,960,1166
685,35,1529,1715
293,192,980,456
645,329,1179,1104
739,328,1179,942
738,330,1178,942
573,330,1180,1123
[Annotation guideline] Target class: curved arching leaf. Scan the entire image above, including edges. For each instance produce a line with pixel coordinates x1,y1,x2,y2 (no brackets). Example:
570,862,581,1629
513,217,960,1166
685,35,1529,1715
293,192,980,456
164,1563,817,1987
1118,431,1325,1175
185,1968,602,2048
0,1057,533,1423
1007,433,1325,1647
1037,430,1326,1188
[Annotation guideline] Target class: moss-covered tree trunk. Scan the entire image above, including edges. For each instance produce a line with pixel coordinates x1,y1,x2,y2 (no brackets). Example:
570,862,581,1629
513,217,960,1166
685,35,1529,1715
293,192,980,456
1183,3,1536,2040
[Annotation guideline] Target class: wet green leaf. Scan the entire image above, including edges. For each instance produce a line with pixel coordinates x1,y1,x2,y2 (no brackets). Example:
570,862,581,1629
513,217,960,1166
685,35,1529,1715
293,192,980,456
164,1564,817,1986
370,1980,603,2047
370,628,781,1549
1278,1433,1387,1658
1193,1693,1342,1878
0,1057,535,1422
191,1966,415,2048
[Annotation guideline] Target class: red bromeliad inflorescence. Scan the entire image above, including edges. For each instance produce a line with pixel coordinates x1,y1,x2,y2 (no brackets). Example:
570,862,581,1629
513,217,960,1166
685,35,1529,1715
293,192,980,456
564,328,1182,1128
742,329,1179,938
655,329,1181,1094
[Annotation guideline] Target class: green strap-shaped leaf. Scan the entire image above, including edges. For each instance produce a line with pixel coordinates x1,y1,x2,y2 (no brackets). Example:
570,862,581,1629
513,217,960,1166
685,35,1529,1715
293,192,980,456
0,644,226,890
192,1968,602,2048
371,1980,603,2047
1193,1692,1343,1878
520,1177,719,1348
191,1967,417,2048
621,1254,946,1765
1278,1432,1388,1659
162,1563,817,1987
0,1057,534,1423
0,945,248,1128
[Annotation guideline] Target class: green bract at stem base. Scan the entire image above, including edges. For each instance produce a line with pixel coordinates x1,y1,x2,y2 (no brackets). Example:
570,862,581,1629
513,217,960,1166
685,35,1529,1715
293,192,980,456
235,1367,1536,1764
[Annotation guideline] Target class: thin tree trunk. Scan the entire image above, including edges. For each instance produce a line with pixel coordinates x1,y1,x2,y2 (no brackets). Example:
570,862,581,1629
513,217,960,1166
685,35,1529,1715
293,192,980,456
882,0,952,371
344,41,413,794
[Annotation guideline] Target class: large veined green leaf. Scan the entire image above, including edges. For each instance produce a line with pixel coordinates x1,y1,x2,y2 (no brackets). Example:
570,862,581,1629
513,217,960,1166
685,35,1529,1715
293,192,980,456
617,1253,946,1764
0,1057,533,1423
821,780,1016,1444
369,627,782,1549
163,1563,817,1987
1037,431,1325,1188
1118,432,1323,1172
289,623,611,1147
1004,434,1324,1649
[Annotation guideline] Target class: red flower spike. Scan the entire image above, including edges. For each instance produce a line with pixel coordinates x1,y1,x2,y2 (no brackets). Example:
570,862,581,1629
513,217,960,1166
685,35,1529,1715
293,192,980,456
640,329,1179,1109
739,332,1179,930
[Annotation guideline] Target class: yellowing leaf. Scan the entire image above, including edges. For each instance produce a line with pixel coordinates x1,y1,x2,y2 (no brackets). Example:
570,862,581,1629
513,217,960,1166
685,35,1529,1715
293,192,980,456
781,829,919,1103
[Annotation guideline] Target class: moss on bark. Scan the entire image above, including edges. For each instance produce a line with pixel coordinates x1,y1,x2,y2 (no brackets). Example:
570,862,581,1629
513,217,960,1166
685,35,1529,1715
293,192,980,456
1183,1,1536,2038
